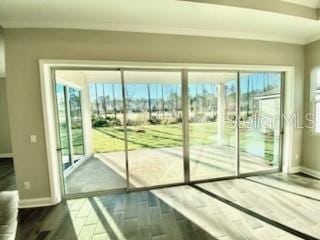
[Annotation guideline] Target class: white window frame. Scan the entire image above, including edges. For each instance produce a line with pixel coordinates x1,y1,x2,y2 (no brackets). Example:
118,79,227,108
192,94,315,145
39,59,296,206
310,68,320,135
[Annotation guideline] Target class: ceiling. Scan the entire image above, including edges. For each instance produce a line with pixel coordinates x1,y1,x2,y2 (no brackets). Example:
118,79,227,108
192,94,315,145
1,0,320,44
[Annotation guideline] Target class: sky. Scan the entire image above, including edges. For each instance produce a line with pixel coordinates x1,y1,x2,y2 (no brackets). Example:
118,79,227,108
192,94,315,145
88,73,282,101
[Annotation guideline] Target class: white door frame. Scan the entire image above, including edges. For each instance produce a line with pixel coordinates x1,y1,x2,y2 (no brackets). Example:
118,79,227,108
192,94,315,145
39,59,296,205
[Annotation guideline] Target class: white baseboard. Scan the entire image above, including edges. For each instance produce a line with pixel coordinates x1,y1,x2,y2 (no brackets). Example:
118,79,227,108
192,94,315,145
288,166,301,174
300,167,320,179
19,197,54,209
0,153,13,158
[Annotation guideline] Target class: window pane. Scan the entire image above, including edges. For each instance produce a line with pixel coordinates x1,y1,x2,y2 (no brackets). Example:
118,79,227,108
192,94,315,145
189,72,238,181
239,72,282,174
124,71,184,188
68,88,85,161
56,84,72,171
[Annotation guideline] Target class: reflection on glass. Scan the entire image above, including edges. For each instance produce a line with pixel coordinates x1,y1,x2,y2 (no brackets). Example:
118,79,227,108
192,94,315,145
86,71,127,192
239,72,282,174
124,71,184,188
69,88,85,162
56,84,72,171
189,72,237,181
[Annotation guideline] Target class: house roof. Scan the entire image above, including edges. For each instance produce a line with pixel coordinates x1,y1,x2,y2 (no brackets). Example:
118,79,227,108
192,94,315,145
254,88,280,100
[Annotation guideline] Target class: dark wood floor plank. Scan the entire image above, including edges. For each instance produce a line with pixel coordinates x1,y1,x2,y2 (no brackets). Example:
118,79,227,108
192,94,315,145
16,190,221,240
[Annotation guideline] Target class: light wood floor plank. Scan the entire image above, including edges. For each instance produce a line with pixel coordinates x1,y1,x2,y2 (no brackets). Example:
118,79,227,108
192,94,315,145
199,179,320,239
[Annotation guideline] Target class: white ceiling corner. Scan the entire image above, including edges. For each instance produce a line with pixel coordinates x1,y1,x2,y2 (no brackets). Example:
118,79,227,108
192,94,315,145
0,0,320,45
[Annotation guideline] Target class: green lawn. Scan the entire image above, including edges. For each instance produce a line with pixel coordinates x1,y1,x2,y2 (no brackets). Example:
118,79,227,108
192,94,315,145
60,122,278,162
94,123,222,152
93,123,279,162
60,126,85,156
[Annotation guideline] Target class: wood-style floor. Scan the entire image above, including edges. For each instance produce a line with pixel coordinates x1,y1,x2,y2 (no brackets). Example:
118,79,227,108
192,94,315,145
152,185,301,240
2,157,320,240
16,191,214,240
198,177,320,239
17,173,320,240
248,173,320,200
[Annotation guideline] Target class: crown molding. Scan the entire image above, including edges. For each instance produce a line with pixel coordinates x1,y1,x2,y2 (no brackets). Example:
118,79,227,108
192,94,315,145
1,21,306,45
305,32,320,44
182,0,318,20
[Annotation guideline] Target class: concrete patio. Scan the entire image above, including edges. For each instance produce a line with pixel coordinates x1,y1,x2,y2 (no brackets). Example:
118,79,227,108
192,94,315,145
65,145,276,194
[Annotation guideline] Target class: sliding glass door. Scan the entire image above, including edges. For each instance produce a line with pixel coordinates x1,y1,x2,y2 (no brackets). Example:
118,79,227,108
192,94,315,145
87,71,127,193
124,71,184,188
239,72,283,174
54,68,284,196
188,72,238,181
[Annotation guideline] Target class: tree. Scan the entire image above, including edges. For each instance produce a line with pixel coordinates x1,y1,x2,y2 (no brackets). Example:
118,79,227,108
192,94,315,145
251,75,255,113
161,84,165,119
147,84,152,120
112,84,117,118
176,84,179,117
202,84,207,114
212,84,216,119
247,76,250,117
102,84,107,118
95,84,100,116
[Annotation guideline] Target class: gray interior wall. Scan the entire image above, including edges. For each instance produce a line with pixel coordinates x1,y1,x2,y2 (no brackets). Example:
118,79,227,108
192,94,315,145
302,40,320,172
0,26,12,155
4,28,304,200
0,77,12,154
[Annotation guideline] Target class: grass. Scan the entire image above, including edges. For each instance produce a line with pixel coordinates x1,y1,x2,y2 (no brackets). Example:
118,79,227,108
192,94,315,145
60,122,278,162
60,126,84,156
92,122,279,162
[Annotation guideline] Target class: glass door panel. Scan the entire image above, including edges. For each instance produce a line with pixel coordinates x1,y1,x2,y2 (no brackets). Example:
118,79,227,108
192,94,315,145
124,71,184,188
239,72,282,174
68,87,85,163
189,72,238,181
55,70,128,196
88,72,127,192
56,84,72,172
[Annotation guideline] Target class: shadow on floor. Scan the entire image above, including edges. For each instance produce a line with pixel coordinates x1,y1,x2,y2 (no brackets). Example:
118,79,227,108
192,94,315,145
16,189,215,240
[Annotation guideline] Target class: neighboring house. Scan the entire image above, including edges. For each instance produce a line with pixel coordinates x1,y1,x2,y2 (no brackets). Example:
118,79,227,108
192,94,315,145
254,88,281,136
